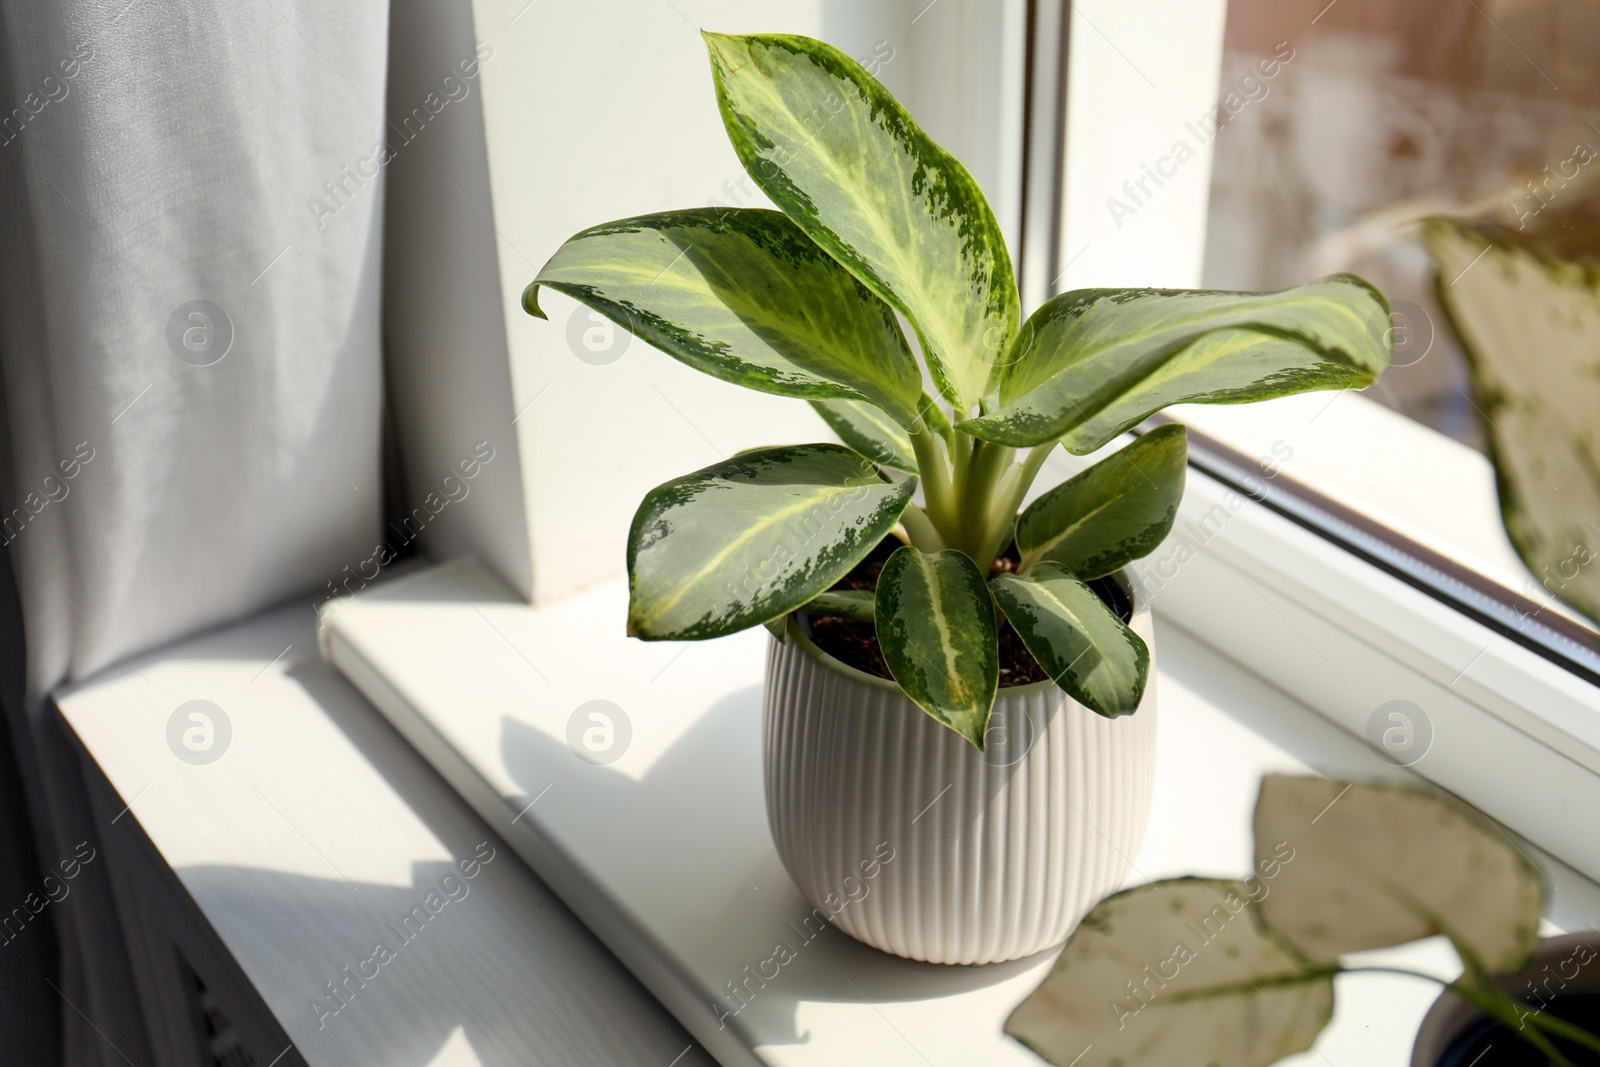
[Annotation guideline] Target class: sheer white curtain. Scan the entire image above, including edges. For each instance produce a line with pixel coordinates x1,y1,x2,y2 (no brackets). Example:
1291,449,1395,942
0,1,388,1061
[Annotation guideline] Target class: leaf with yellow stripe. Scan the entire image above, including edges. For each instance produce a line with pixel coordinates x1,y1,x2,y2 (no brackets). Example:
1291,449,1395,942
874,547,998,747
705,31,1019,412
1017,424,1187,579
809,398,916,472
525,208,922,427
961,276,1391,450
627,444,914,640
990,564,1148,718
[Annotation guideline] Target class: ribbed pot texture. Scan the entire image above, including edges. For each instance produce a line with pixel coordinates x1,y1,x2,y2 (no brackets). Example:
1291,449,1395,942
762,577,1158,965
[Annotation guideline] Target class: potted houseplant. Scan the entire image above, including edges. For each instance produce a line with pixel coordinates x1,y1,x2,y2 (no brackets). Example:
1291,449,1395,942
1008,775,1600,1067
524,31,1393,964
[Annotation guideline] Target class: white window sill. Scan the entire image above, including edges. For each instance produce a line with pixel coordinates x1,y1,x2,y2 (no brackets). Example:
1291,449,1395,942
53,596,709,1067
1120,416,1600,881
317,555,1600,1067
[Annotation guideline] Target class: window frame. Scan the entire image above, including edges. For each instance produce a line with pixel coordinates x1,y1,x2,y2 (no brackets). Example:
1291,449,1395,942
1043,0,1600,693
1173,415,1600,687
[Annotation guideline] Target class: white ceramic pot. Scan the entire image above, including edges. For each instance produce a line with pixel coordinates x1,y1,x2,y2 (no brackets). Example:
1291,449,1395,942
1411,933,1600,1066
762,574,1158,965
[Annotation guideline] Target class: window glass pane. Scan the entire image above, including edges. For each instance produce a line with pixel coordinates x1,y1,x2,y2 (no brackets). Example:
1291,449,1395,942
1198,0,1600,641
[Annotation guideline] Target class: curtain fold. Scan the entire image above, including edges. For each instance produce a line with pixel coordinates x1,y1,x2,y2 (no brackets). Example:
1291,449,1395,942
0,1,390,1061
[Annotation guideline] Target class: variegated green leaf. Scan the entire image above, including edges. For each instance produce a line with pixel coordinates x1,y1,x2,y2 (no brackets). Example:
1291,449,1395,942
874,547,998,747
526,208,922,427
961,276,1392,450
628,444,915,640
704,32,1019,412
1425,217,1600,625
810,399,915,472
1007,878,1334,1067
990,564,1148,718
1017,424,1187,578
1254,776,1544,973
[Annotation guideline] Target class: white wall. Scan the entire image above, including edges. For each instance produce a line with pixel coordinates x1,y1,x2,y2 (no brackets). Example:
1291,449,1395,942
466,0,1029,604
1057,0,1230,290
385,0,534,600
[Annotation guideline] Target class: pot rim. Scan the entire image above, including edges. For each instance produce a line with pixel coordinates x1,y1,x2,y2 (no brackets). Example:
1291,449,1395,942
780,568,1145,697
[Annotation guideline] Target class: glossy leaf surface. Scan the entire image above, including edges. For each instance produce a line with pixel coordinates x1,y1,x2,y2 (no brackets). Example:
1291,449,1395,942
705,31,1019,411
527,208,922,426
961,276,1391,450
990,564,1148,717
1017,424,1187,578
628,445,914,640
874,547,998,747
810,398,916,472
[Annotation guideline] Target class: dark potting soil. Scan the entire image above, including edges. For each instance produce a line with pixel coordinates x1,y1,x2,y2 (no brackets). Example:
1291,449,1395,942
805,536,1133,688
1435,993,1600,1066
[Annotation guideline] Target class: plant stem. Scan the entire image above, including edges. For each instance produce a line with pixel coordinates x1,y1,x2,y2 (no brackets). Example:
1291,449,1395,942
1337,965,1450,984
1459,959,1600,1057
972,464,1022,572
1448,981,1577,1067
1015,440,1061,501
960,438,1062,572
909,425,961,545
800,590,876,622
1526,1010,1600,1056
960,439,1014,559
898,504,945,551
951,427,974,490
